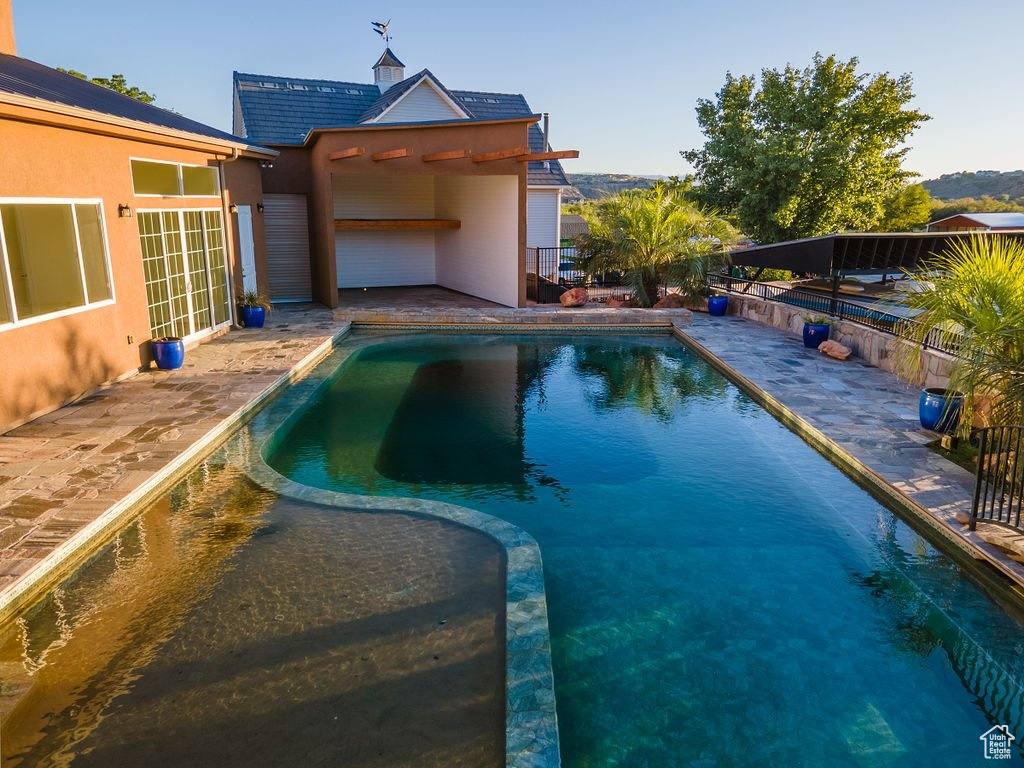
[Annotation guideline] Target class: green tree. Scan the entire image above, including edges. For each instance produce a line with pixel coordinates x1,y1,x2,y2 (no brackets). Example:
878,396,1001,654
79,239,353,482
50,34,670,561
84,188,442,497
58,69,156,104
896,235,1024,433
682,53,929,243
575,183,736,307
873,183,932,232
929,195,1024,220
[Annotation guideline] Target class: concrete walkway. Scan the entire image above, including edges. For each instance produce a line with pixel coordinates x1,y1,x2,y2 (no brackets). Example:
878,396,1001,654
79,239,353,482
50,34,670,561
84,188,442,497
0,305,340,615
679,312,1024,589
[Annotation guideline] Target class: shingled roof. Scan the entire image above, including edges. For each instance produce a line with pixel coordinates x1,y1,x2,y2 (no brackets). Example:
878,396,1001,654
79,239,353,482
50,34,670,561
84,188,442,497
1,52,265,151
233,68,568,186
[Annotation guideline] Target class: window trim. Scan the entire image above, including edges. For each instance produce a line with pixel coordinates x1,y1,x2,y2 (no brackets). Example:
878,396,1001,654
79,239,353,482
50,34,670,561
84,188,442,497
130,157,222,199
0,197,117,332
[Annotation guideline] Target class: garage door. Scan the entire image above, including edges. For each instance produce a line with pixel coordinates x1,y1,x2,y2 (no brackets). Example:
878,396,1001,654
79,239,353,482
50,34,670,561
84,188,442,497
263,194,311,302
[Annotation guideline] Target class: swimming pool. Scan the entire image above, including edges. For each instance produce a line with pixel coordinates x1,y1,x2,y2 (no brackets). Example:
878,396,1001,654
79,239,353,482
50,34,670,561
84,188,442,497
266,331,1024,766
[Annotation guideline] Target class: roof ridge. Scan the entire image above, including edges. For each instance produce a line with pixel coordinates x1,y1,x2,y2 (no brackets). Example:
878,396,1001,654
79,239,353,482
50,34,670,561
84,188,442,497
453,88,526,99
233,71,375,90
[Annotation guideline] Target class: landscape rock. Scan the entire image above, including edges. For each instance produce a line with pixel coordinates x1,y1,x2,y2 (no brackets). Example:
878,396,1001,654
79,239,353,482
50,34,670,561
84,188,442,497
559,287,589,307
653,294,688,309
818,340,852,360
605,296,631,308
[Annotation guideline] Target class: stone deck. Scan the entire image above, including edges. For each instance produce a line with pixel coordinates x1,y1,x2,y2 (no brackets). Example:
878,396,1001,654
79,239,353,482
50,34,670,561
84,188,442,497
0,304,341,617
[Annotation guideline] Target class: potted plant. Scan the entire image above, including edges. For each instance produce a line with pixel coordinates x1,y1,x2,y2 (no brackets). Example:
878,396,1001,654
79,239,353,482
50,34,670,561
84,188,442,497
707,294,729,316
893,234,1024,437
802,316,831,348
918,388,964,433
237,290,271,328
150,337,185,370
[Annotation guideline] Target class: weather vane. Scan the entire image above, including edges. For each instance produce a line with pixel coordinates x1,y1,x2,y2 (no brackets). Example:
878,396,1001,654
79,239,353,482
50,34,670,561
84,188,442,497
371,19,392,46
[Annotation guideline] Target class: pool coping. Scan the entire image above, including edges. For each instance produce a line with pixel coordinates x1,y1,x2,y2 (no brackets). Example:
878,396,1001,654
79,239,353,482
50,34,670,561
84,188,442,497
671,325,1024,602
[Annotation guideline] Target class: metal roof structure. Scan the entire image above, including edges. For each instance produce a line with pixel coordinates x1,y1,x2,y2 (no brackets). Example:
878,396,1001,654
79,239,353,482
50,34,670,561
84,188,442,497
233,66,568,186
928,212,1024,230
729,231,1024,276
1,52,264,150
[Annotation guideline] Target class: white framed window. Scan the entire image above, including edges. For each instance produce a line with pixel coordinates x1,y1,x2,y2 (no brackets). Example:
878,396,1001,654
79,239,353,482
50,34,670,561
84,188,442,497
131,158,221,198
0,198,115,329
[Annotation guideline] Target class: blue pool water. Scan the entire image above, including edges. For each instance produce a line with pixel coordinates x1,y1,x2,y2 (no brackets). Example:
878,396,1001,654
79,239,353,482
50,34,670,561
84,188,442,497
268,333,1024,766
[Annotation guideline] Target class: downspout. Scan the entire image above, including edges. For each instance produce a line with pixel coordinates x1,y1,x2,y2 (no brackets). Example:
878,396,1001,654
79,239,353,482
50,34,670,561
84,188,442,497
219,147,241,327
542,112,550,172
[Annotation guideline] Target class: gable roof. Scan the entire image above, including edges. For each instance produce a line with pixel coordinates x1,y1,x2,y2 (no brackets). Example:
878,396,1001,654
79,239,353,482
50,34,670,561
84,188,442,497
0,52,268,153
358,68,469,123
930,212,1024,229
233,69,568,186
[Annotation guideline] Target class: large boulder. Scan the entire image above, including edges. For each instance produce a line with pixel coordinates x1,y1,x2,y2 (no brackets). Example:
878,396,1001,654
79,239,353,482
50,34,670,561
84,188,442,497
653,294,688,309
559,287,589,307
818,340,852,360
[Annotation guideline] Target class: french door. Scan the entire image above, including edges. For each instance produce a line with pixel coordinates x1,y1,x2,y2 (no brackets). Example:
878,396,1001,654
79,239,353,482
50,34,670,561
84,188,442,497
139,209,231,340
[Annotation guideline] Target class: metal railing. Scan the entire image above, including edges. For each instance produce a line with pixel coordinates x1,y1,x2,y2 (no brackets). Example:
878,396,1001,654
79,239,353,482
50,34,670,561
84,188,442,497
525,247,627,303
970,425,1024,532
707,274,963,356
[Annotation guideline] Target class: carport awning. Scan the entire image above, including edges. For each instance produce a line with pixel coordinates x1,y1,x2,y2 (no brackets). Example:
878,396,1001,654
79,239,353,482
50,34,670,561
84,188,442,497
729,231,1024,275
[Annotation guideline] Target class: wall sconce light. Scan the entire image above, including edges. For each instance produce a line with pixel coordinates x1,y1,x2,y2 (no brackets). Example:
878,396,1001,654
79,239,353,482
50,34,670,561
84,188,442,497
228,203,238,214
118,204,133,218
260,160,274,169
256,203,264,213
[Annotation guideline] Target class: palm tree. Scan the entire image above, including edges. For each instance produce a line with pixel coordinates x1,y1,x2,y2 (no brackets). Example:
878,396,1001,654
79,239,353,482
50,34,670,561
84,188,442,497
575,184,736,307
897,234,1024,433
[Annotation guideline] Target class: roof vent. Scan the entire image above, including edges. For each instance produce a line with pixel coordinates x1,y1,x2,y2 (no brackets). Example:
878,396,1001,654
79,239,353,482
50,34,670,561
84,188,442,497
287,84,309,91
344,88,362,95
259,81,280,89
318,86,337,93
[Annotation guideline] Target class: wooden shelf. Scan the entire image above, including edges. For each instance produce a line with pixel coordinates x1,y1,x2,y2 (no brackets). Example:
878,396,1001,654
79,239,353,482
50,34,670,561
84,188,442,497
335,219,461,231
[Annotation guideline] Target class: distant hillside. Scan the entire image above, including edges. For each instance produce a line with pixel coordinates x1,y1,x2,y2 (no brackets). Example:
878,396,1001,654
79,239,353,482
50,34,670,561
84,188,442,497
565,173,661,201
922,170,1024,200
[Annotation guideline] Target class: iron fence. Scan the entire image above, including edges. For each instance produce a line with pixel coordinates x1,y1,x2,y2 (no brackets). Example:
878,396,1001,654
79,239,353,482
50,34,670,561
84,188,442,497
970,425,1024,532
707,274,963,357
525,247,628,303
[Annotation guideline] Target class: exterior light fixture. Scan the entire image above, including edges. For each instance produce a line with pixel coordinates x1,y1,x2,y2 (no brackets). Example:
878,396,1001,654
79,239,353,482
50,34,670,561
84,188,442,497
118,204,133,218
256,203,264,213
260,160,274,169
229,203,238,214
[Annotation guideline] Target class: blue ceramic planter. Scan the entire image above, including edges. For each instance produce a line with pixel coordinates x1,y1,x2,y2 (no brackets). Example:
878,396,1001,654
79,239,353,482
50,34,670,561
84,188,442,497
707,295,729,317
240,305,266,328
919,387,964,433
803,322,830,349
151,338,185,370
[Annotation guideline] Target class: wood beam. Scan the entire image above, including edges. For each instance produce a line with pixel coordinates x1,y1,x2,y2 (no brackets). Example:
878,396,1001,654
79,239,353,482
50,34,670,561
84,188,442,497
516,150,580,162
472,145,531,163
335,219,461,230
371,148,411,161
328,146,365,160
422,149,471,162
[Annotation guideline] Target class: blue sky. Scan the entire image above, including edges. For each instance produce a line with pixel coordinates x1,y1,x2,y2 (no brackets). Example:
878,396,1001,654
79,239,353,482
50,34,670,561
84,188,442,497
12,0,1024,180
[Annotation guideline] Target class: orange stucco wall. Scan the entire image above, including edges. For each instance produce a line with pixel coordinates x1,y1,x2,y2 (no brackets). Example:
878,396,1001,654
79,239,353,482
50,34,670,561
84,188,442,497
0,114,265,432
264,120,532,308
0,0,14,56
